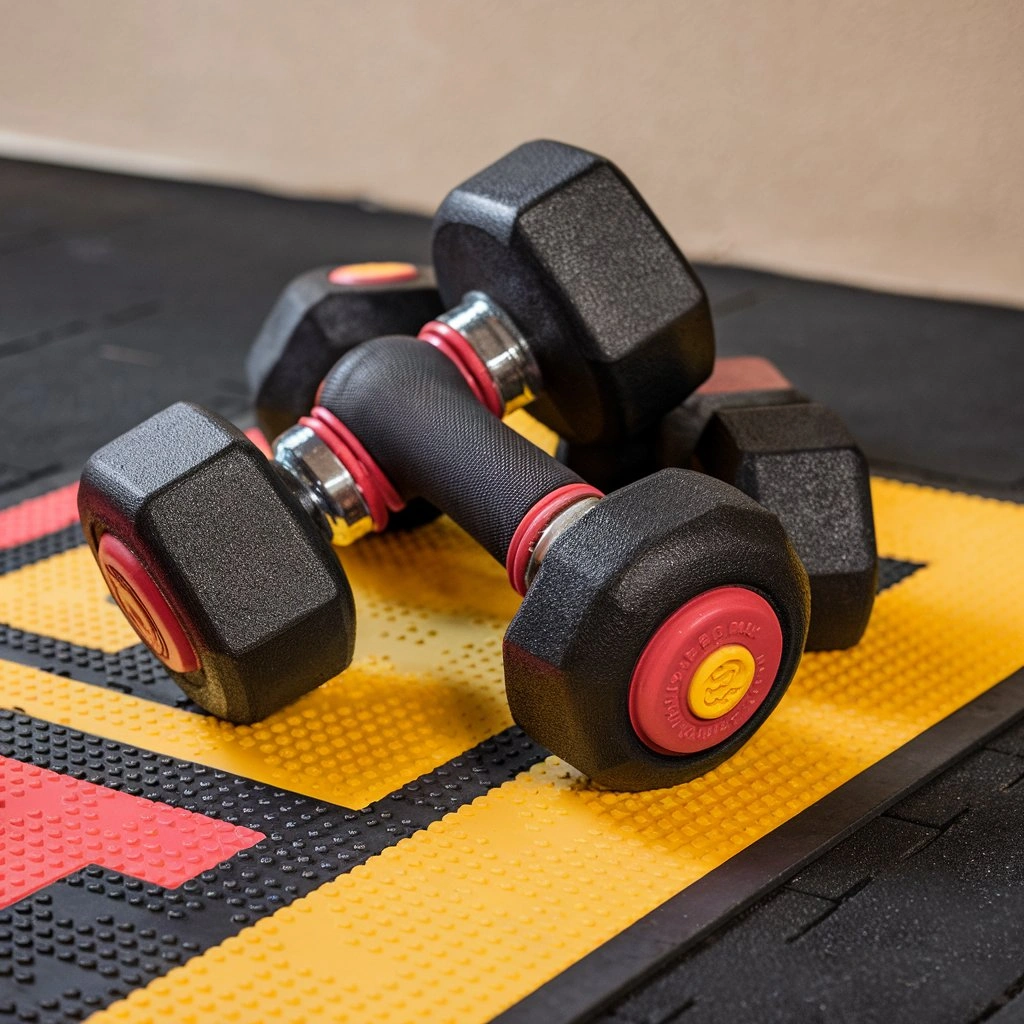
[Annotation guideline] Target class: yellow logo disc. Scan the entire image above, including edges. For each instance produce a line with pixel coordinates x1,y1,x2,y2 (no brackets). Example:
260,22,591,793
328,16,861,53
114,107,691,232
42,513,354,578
687,644,757,720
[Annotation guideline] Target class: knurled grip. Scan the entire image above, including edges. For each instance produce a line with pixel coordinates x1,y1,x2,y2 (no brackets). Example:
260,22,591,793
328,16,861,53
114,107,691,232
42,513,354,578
316,337,583,564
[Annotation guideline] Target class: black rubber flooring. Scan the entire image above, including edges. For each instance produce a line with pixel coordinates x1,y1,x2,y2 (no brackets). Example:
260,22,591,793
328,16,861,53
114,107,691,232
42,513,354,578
1,156,1023,1023
599,726,1024,1024
2,158,1021,507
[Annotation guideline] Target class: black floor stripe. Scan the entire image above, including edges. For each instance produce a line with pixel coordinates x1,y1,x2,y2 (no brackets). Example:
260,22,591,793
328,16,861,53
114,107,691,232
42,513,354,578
0,523,83,576
0,626,193,710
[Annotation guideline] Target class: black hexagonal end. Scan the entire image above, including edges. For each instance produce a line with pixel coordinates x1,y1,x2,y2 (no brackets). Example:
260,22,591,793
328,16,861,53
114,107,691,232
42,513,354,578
503,469,809,790
697,402,877,650
433,140,714,444
247,264,442,442
79,401,356,722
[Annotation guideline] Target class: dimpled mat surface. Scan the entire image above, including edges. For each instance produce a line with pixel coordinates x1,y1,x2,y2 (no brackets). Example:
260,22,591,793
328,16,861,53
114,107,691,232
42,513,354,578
2,420,1024,1021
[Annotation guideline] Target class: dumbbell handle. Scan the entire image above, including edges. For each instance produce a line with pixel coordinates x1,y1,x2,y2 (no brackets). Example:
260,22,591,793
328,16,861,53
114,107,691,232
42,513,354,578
271,290,547,550
315,336,599,588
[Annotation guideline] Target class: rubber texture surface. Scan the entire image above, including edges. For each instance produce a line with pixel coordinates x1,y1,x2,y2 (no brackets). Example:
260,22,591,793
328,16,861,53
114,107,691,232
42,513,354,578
247,264,441,441
696,401,877,650
78,402,356,722
563,380,878,651
505,469,809,791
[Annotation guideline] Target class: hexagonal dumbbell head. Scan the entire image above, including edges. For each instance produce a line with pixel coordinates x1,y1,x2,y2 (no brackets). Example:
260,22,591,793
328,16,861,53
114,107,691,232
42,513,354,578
504,468,810,791
247,262,442,442
432,140,715,445
694,399,877,651
660,357,876,650
78,402,356,722
561,357,878,651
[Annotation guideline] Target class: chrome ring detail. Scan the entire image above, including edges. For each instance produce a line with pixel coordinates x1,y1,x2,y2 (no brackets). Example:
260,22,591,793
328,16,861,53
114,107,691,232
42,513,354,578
523,496,601,590
273,425,374,546
438,291,544,414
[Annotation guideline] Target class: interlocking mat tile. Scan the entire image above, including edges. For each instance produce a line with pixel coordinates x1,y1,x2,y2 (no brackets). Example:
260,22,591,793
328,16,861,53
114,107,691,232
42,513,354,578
1,446,1022,1023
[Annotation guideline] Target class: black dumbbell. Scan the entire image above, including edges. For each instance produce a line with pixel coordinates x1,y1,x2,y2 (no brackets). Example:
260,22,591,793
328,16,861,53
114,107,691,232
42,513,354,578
562,357,877,650
248,140,715,454
313,338,808,789
81,335,809,790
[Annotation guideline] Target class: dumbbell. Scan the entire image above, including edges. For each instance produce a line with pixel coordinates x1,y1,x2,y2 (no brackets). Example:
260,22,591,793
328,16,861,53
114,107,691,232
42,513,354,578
81,134,718,717
78,403,356,723
248,139,715,457
562,357,878,650
80,334,809,790
79,139,808,786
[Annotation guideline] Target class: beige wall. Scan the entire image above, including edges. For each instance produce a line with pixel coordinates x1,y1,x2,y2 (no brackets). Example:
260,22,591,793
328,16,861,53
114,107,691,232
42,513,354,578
0,0,1021,306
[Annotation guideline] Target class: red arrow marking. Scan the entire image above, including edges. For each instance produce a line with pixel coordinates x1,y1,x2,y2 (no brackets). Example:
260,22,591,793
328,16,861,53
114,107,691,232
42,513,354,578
0,483,80,549
0,755,264,908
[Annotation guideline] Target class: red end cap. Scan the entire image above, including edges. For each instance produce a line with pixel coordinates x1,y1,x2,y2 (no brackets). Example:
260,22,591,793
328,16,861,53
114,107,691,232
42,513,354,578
97,534,199,675
628,587,783,755
697,356,791,396
327,262,421,286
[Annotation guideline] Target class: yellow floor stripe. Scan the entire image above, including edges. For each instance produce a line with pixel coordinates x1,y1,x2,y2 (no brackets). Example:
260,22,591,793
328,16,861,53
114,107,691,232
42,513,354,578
0,512,523,809
77,479,1024,1024
0,545,143,652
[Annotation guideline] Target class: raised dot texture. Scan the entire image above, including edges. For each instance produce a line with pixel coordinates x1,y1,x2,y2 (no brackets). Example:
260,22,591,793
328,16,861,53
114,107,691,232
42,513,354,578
0,464,1021,1024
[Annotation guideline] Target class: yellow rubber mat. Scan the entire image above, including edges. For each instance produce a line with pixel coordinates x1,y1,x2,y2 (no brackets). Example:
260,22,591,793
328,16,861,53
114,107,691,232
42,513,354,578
2,455,1023,1023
